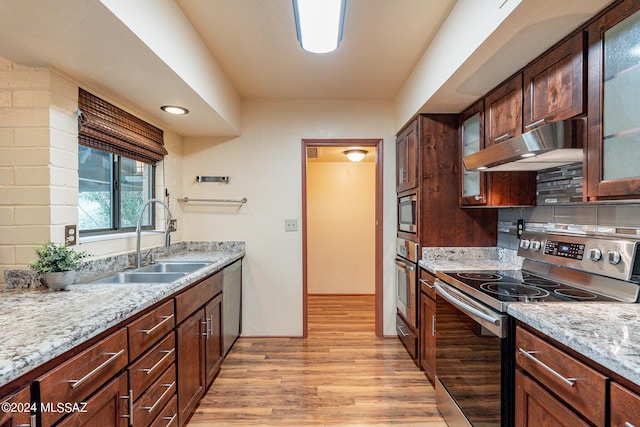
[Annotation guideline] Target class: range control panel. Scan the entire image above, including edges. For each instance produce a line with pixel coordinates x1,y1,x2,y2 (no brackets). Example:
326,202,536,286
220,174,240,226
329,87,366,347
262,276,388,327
544,240,585,260
518,232,639,281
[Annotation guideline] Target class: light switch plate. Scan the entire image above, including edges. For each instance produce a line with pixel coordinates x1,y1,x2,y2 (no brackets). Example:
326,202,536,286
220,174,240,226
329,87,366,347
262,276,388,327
169,219,177,232
65,224,77,246
284,219,298,232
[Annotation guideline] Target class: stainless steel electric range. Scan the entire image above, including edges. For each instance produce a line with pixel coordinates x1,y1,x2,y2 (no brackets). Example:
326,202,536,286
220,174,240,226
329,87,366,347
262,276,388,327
434,231,640,427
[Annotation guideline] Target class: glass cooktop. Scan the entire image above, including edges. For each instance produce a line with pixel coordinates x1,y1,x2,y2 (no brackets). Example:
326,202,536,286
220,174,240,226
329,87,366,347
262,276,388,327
439,270,620,312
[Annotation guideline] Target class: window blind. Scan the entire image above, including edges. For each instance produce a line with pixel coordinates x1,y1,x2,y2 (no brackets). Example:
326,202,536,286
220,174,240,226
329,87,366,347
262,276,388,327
78,88,167,164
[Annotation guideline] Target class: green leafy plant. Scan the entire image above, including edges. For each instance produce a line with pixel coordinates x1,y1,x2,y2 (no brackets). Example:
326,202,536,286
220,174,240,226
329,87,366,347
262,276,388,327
29,241,89,274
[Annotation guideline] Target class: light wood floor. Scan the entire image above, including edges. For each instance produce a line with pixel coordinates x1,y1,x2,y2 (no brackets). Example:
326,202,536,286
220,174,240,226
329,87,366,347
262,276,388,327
187,294,447,426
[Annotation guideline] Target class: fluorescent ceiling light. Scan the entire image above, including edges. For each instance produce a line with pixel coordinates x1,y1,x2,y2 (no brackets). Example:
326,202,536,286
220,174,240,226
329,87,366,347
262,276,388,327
293,0,346,54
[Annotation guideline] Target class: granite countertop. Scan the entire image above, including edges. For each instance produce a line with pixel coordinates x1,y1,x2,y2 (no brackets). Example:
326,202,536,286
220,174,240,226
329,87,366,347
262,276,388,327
418,246,523,274
0,243,244,389
508,303,640,388
421,246,640,388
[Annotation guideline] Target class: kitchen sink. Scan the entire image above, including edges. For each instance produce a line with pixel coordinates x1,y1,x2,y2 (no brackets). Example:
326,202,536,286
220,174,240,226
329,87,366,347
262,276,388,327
137,261,211,273
89,272,187,284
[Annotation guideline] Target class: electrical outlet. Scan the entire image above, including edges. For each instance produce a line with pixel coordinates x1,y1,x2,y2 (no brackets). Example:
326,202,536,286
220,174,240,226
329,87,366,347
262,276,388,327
284,219,298,232
169,219,177,232
64,224,77,246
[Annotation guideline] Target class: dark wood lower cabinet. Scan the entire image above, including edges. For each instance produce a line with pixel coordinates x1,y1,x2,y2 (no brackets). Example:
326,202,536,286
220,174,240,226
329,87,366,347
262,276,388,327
515,370,589,427
418,292,435,384
56,372,129,427
205,294,223,387
176,310,206,426
610,382,640,427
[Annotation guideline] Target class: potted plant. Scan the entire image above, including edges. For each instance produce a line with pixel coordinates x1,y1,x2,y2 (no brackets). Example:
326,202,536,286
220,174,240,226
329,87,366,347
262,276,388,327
29,241,89,291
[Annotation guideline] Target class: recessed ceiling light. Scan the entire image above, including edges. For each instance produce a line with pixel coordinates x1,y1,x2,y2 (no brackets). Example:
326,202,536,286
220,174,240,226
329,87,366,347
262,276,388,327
293,0,346,54
161,105,189,115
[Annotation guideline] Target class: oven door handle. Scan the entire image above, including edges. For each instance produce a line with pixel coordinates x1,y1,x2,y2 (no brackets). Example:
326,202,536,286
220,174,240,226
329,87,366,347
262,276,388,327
395,259,415,271
435,282,501,326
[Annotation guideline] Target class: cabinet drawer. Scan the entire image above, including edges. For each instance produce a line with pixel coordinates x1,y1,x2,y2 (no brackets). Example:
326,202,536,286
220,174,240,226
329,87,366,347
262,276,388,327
129,333,175,397
149,394,178,427
38,328,128,426
175,272,222,324
515,369,589,427
0,386,32,427
128,300,175,362
515,326,606,426
133,364,176,427
611,382,640,427
419,268,436,299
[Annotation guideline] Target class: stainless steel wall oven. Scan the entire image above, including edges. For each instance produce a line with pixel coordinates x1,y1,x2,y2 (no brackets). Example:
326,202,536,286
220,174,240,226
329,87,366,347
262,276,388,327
395,237,419,360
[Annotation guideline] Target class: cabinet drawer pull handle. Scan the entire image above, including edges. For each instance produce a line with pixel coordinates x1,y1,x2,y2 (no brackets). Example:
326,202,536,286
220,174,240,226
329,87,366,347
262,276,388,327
141,315,174,336
494,133,511,142
625,423,636,427
207,315,212,337
141,348,175,376
432,315,436,337
474,195,483,200
141,382,175,413
163,413,178,427
69,349,125,389
419,279,435,289
525,118,547,129
119,389,134,425
518,348,576,387
396,324,409,337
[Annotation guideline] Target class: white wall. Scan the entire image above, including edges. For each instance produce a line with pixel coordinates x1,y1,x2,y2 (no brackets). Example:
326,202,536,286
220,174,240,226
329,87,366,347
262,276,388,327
307,161,375,294
182,99,397,336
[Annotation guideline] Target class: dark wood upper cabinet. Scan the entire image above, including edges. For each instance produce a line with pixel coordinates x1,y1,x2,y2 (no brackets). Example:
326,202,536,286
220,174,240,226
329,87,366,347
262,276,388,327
459,101,536,208
396,119,419,192
485,74,523,146
586,0,640,200
523,32,585,131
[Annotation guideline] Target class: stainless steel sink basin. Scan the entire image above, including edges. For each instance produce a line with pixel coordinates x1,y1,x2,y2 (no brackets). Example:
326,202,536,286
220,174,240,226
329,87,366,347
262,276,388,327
137,261,211,273
90,272,187,284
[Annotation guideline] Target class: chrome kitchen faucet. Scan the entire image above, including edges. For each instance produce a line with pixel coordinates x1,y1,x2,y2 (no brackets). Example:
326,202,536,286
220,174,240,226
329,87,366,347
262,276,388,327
135,199,173,269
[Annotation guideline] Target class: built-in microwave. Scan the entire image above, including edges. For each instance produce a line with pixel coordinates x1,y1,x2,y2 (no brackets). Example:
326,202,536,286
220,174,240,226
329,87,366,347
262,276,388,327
398,193,417,234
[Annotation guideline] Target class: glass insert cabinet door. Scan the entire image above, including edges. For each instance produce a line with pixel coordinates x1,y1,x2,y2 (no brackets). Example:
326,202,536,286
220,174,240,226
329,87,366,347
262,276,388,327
459,101,487,206
588,3,640,198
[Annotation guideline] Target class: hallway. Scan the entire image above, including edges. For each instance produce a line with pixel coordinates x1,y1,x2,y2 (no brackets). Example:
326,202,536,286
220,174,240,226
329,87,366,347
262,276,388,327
187,295,447,426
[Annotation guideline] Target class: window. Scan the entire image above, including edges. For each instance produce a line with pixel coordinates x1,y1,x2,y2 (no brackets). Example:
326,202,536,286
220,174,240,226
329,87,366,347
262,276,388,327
78,146,154,234
77,89,166,235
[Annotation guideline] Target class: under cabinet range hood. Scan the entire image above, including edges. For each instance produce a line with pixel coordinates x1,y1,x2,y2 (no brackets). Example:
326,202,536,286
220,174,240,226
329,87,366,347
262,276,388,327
463,119,585,172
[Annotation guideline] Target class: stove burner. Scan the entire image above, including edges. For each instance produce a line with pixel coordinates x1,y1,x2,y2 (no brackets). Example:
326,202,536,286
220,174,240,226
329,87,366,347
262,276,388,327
554,288,598,300
480,282,550,298
457,272,502,281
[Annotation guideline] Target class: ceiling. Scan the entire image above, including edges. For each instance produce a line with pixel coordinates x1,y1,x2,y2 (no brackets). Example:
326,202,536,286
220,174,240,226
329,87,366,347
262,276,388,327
0,0,615,137
174,0,455,100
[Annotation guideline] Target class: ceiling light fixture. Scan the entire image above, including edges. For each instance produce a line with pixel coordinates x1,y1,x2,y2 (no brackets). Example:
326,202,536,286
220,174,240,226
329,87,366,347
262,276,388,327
293,0,346,54
161,105,189,115
344,149,367,162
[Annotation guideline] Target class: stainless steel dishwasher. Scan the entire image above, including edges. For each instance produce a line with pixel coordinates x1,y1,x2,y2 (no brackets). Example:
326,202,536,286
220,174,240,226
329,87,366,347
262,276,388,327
223,259,242,355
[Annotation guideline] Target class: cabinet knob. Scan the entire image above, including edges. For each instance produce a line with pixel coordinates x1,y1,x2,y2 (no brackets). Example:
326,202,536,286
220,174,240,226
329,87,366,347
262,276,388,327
474,195,483,201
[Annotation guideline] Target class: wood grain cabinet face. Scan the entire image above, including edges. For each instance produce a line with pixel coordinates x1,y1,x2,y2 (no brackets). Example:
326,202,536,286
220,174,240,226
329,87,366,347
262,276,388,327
515,327,606,426
523,32,584,130
204,294,223,387
396,119,419,193
418,269,436,385
0,386,32,427
37,328,128,427
176,309,206,426
515,370,590,427
55,372,129,427
128,299,175,362
485,74,523,146
587,1,640,199
610,382,640,427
